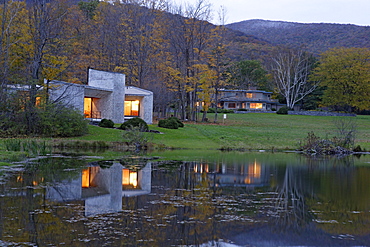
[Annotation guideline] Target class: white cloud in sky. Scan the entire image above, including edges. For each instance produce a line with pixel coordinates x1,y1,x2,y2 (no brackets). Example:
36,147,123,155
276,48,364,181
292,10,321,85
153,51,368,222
171,0,370,26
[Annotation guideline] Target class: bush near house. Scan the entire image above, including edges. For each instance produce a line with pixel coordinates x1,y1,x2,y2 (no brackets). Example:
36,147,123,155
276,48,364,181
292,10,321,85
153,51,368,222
168,117,184,127
158,117,184,129
98,119,114,128
0,104,88,137
120,117,149,132
207,108,234,114
276,106,290,114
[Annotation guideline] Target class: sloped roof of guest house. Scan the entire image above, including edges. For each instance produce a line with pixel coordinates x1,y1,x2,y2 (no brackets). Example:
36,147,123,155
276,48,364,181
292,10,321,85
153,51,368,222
125,86,153,96
50,80,113,98
84,85,113,98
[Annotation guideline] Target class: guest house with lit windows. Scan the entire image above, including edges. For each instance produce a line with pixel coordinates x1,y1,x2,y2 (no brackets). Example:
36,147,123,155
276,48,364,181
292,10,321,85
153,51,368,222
49,69,153,124
218,88,284,111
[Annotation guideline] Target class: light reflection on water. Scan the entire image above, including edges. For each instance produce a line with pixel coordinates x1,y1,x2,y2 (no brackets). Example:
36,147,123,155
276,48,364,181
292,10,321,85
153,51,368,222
0,153,369,246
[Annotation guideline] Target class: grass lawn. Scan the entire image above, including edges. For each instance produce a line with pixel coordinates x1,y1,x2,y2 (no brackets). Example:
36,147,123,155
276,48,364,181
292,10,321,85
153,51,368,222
1,113,369,160
148,113,370,151
68,113,370,151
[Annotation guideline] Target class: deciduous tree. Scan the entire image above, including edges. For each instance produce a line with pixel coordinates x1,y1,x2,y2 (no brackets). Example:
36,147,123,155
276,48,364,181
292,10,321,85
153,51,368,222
270,47,317,110
311,47,370,112
227,60,269,90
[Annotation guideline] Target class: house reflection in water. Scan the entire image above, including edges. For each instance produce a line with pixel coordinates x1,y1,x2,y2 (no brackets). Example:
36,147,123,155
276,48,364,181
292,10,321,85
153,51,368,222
193,160,269,188
46,162,151,216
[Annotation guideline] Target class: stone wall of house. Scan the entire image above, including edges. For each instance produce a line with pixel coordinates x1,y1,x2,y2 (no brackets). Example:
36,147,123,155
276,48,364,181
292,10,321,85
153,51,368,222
49,81,84,113
88,69,125,123
288,111,356,117
235,110,356,117
142,92,153,124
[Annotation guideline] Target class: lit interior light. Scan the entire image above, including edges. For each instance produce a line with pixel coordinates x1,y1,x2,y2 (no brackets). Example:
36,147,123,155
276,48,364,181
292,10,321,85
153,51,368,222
82,169,90,188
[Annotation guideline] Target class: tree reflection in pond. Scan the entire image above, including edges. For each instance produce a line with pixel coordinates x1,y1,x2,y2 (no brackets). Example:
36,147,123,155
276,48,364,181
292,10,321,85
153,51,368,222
0,153,369,246
273,165,313,232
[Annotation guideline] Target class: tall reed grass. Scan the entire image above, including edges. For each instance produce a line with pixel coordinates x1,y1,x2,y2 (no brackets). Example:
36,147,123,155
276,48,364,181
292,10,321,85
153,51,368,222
4,139,52,156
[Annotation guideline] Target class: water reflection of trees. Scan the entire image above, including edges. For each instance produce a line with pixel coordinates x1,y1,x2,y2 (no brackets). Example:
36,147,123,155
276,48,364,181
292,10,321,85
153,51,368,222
1,158,86,246
273,165,312,232
304,156,370,237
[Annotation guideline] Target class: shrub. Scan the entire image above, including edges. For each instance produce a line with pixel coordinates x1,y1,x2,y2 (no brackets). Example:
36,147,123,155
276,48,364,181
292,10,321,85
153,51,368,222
120,117,148,132
353,145,362,152
99,118,114,128
276,106,289,115
168,117,184,127
122,126,152,152
207,108,234,114
271,108,276,111
158,118,179,129
39,104,89,137
299,131,353,155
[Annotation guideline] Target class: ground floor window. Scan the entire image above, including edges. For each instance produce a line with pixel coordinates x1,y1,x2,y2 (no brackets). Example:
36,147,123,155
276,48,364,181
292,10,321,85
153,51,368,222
228,103,236,108
250,103,263,109
81,167,100,188
122,169,138,189
84,97,100,118
125,100,140,116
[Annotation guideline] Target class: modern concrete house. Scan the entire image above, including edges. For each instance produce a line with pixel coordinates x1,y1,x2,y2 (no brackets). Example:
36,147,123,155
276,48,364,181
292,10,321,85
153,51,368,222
46,162,152,216
49,69,153,124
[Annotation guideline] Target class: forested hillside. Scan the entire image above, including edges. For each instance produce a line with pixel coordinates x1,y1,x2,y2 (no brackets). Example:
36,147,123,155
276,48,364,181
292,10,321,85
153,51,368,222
1,1,369,138
226,19,370,55
0,0,277,125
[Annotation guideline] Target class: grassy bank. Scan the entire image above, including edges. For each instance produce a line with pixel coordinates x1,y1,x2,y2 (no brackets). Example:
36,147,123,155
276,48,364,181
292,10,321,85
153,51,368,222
1,113,369,164
72,113,370,151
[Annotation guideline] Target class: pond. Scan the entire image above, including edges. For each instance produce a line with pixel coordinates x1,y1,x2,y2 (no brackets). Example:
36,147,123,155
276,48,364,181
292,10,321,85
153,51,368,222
0,152,369,246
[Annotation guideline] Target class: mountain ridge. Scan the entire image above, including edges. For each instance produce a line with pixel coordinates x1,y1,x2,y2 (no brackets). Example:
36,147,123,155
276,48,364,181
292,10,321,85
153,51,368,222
226,19,370,54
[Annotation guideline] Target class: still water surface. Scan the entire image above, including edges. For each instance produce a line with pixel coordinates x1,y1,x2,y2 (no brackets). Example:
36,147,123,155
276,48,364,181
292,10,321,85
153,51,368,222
0,152,369,246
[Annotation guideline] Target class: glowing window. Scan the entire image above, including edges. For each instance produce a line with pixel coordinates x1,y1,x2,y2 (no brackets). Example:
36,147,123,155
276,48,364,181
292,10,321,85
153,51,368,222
82,167,100,188
122,169,138,188
250,103,263,109
124,100,140,116
246,93,253,98
84,98,92,118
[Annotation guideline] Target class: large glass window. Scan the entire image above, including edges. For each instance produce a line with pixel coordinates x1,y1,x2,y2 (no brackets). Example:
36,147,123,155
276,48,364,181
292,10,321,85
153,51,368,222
125,100,140,116
122,169,138,189
250,103,263,109
84,97,100,118
81,167,100,188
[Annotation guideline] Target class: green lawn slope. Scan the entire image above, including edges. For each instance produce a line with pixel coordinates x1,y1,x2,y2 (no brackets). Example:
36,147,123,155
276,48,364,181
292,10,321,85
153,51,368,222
73,113,370,151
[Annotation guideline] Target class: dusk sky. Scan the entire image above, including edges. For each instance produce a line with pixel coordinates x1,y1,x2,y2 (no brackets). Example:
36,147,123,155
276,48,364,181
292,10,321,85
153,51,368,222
171,0,370,26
